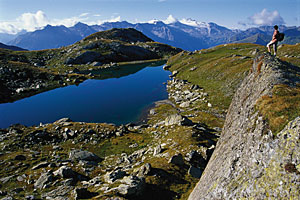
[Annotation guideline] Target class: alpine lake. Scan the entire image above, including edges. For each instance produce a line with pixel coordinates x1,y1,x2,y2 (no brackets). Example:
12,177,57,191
0,61,171,128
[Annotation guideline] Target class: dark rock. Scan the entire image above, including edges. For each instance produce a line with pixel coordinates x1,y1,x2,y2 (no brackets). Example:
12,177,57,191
0,191,7,196
72,187,98,200
14,155,26,161
188,166,202,178
137,163,152,177
53,166,76,179
190,84,200,90
104,169,126,183
169,154,185,166
163,65,171,70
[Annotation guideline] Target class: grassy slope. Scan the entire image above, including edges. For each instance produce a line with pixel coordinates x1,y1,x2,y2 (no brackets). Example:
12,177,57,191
166,43,266,127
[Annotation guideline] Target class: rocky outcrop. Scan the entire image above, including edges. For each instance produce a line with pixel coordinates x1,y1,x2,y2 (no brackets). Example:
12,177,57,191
188,53,300,199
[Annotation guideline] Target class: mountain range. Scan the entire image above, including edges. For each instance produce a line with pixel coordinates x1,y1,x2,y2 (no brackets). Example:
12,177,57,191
3,20,300,51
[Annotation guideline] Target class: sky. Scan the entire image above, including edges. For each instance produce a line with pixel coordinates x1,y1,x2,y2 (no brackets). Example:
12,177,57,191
0,0,299,34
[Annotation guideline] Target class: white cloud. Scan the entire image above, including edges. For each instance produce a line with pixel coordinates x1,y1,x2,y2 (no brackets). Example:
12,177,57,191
97,16,121,24
0,10,49,34
79,13,89,17
0,10,94,34
163,15,178,24
158,0,167,2
249,9,285,26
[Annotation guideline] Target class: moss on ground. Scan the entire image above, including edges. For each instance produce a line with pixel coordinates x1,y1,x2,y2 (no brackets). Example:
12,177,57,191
256,84,300,134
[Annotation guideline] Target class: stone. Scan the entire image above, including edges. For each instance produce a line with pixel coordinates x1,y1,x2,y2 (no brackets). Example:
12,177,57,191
179,102,190,108
190,84,200,90
72,187,98,200
91,61,102,66
170,70,178,77
41,185,73,199
34,171,54,189
165,114,193,126
63,128,76,139
0,176,14,184
69,150,102,163
54,118,72,124
163,65,171,70
25,195,36,200
207,103,212,107
14,155,26,161
32,161,50,170
117,176,145,196
188,166,202,178
104,169,126,183
53,166,76,179
190,67,197,71
169,154,185,166
137,163,152,177
149,109,156,115
153,145,162,156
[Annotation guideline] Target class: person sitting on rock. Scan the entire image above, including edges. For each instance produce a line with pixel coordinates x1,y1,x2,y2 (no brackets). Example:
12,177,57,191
267,25,279,56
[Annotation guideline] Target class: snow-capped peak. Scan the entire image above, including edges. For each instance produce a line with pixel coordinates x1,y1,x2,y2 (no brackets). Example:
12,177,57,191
179,18,208,28
163,15,178,24
148,19,163,24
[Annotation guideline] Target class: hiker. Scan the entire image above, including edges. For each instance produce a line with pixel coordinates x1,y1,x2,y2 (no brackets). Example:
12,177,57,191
267,25,279,56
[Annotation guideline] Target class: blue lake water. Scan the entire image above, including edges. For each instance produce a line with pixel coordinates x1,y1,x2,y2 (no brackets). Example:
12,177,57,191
0,63,170,128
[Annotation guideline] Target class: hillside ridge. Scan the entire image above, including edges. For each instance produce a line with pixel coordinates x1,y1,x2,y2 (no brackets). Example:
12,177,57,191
188,53,300,199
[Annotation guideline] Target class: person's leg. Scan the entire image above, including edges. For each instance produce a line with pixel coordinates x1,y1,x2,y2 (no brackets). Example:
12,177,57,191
267,41,272,53
267,41,273,53
273,42,278,56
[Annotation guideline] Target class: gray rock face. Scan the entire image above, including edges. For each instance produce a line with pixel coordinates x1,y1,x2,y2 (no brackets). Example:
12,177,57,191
69,150,102,163
165,114,193,126
188,54,300,199
117,176,145,196
34,171,54,189
41,185,73,200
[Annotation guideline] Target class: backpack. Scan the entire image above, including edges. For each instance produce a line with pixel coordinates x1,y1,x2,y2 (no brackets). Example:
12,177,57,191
277,32,285,42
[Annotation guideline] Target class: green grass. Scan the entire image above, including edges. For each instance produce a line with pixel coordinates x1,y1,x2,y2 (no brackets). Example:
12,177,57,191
256,84,300,134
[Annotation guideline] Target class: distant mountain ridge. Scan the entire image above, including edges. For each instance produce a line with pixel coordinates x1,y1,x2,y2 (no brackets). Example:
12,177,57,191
5,21,300,51
0,42,27,51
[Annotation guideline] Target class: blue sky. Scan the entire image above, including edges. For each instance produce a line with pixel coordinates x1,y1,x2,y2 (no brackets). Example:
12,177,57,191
0,0,299,33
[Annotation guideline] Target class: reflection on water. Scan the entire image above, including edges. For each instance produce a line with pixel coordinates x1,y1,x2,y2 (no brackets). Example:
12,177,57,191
0,62,170,128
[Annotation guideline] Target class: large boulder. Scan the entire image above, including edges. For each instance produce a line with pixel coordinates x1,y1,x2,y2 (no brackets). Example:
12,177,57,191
53,166,76,179
117,176,145,196
34,171,54,189
69,150,102,163
165,114,193,126
104,169,126,183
